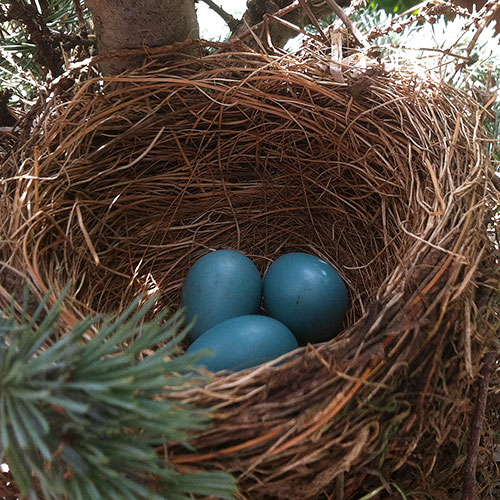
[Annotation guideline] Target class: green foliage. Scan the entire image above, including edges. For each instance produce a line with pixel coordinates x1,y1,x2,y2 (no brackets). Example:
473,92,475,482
0,287,237,500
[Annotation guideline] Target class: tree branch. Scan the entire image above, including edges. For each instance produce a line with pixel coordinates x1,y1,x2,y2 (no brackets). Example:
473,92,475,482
322,0,369,48
298,0,329,43
198,0,239,31
233,0,301,43
72,0,89,40
51,30,95,49
7,0,64,77
231,0,349,49
462,351,496,500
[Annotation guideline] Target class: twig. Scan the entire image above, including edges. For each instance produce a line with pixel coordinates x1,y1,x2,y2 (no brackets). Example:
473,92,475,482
323,0,370,49
7,0,64,77
462,351,496,500
298,0,329,43
5,0,93,75
463,0,500,58
72,0,89,40
51,31,94,49
198,0,239,31
232,0,301,42
367,2,469,42
449,0,500,82
263,12,323,44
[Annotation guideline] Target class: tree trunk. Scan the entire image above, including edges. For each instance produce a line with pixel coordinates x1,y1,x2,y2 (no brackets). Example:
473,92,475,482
84,0,199,75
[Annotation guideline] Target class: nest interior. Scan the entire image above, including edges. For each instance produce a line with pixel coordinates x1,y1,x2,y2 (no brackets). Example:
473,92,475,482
1,41,498,499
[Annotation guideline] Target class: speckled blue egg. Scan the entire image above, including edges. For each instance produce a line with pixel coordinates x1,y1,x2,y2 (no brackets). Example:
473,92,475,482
182,250,262,340
185,315,298,372
263,252,348,344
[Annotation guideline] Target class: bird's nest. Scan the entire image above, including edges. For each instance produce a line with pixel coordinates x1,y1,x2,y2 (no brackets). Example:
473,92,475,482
1,34,498,499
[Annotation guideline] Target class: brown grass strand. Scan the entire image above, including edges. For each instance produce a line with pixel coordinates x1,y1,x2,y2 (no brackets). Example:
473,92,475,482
0,38,498,499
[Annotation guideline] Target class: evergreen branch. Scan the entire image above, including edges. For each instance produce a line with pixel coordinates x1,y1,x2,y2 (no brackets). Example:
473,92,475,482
51,30,94,49
72,0,89,40
198,0,239,31
0,288,237,500
71,0,90,58
6,0,64,77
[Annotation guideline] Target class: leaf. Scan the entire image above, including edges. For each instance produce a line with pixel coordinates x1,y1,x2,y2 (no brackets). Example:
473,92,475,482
5,392,28,449
0,288,236,499
15,401,52,460
61,444,89,475
44,396,89,414
11,388,51,400
168,472,238,499
4,444,32,496
24,334,76,376
21,400,50,435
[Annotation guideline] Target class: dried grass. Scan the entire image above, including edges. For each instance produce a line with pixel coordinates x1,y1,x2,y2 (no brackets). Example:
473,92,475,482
0,32,498,499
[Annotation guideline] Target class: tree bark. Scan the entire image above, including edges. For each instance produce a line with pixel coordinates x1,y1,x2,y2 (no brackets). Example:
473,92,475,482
84,0,199,75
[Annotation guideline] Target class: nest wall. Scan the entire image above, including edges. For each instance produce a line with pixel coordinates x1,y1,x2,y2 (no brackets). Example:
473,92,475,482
1,43,498,499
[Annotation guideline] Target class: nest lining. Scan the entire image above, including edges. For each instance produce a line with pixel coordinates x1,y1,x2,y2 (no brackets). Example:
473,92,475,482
1,42,498,499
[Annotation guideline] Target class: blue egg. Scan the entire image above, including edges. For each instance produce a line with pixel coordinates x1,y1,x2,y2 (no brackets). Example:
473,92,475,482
185,315,298,372
263,253,348,344
182,250,262,340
